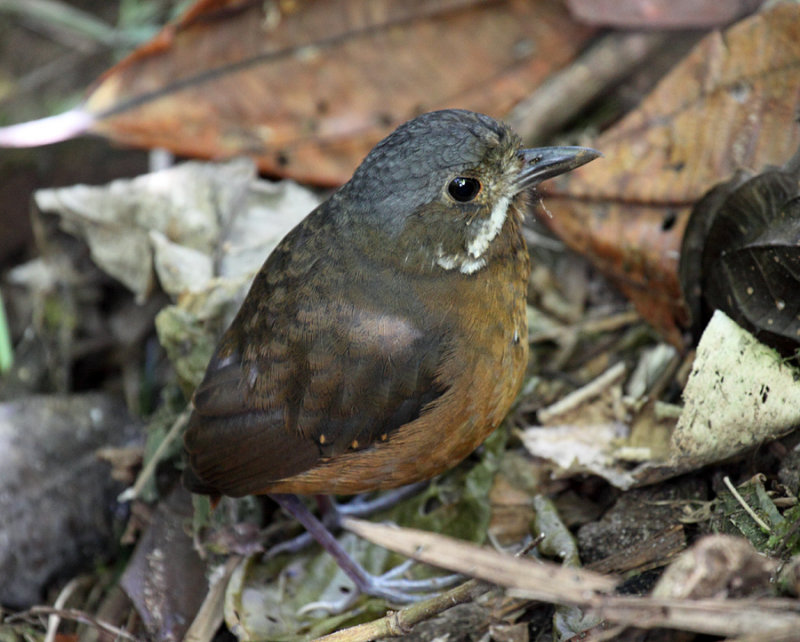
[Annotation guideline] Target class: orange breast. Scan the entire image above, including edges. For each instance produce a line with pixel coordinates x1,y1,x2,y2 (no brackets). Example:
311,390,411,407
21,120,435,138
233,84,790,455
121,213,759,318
255,251,529,496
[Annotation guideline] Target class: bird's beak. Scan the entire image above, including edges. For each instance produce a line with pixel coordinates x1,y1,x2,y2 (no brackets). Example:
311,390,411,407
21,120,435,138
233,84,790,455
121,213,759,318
515,146,602,191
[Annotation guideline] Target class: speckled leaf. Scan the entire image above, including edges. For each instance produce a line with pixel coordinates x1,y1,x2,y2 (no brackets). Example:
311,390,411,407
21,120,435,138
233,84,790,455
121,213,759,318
672,310,800,466
680,155,800,351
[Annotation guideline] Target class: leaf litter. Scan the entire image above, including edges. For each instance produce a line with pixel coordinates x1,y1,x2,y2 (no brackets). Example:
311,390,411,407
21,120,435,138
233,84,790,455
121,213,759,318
1,2,800,641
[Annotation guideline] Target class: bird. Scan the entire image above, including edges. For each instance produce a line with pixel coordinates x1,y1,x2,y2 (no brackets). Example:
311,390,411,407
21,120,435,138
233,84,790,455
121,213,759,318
183,109,600,603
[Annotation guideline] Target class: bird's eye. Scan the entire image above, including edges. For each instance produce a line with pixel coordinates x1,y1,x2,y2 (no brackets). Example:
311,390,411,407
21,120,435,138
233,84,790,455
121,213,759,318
447,177,481,202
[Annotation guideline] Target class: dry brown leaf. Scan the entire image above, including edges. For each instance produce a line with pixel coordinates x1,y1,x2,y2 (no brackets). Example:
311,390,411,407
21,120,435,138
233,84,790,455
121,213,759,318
120,488,207,641
544,3,800,346
55,0,592,185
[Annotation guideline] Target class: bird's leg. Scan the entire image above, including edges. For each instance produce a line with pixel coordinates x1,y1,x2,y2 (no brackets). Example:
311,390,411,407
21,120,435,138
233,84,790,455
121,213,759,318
269,493,460,610
267,483,427,557
326,482,428,517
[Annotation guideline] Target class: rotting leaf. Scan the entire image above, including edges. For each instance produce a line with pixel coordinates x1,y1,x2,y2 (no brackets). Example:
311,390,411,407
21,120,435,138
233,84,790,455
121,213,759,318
121,487,208,641
652,534,776,599
32,159,319,389
532,495,601,640
0,0,593,186
544,3,800,346
33,159,260,301
711,476,782,551
679,169,751,334
532,495,581,567
680,147,800,353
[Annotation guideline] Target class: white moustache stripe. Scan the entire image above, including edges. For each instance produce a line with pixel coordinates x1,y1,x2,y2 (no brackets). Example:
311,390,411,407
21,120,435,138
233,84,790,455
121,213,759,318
467,195,510,259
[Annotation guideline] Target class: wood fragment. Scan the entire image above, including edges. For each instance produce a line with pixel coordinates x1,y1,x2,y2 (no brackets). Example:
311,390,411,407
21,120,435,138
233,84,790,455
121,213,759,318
586,524,686,575
507,32,670,143
537,362,626,424
342,517,618,600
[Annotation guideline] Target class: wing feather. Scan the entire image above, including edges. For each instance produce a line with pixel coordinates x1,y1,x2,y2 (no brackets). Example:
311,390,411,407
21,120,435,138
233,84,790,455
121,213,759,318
183,215,448,497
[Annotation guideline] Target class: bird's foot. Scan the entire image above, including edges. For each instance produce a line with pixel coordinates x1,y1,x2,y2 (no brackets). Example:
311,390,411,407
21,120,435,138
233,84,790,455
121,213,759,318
269,493,461,613
298,559,462,614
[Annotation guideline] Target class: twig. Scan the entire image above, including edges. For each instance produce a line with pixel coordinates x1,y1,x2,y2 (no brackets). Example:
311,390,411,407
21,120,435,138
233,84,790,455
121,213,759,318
317,533,546,641
726,625,800,642
341,517,617,600
184,556,241,642
723,476,772,534
537,362,627,423
340,518,800,638
45,577,89,642
315,577,491,642
11,606,143,641
528,309,641,344
572,594,800,638
118,407,190,502
507,32,670,143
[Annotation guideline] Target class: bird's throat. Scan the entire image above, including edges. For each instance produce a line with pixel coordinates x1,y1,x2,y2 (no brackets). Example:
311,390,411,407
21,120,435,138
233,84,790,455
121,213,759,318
435,195,513,275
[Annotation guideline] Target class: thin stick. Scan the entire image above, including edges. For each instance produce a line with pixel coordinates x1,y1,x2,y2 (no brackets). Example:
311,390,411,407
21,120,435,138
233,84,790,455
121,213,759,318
507,32,670,143
184,556,241,642
537,362,626,423
45,577,88,642
118,407,190,502
316,536,545,641
15,606,142,641
315,578,490,642
722,476,772,533
341,518,616,599
529,309,641,344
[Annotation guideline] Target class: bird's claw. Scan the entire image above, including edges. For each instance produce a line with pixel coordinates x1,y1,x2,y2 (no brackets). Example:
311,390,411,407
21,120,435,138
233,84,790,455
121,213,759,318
298,561,463,615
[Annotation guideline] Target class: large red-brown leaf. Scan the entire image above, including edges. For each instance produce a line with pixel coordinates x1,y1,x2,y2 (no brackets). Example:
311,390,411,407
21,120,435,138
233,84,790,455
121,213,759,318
543,3,800,347
75,0,592,185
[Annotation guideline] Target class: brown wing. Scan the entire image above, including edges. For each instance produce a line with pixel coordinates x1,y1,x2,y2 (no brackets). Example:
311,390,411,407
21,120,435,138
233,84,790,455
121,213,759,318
183,214,448,497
